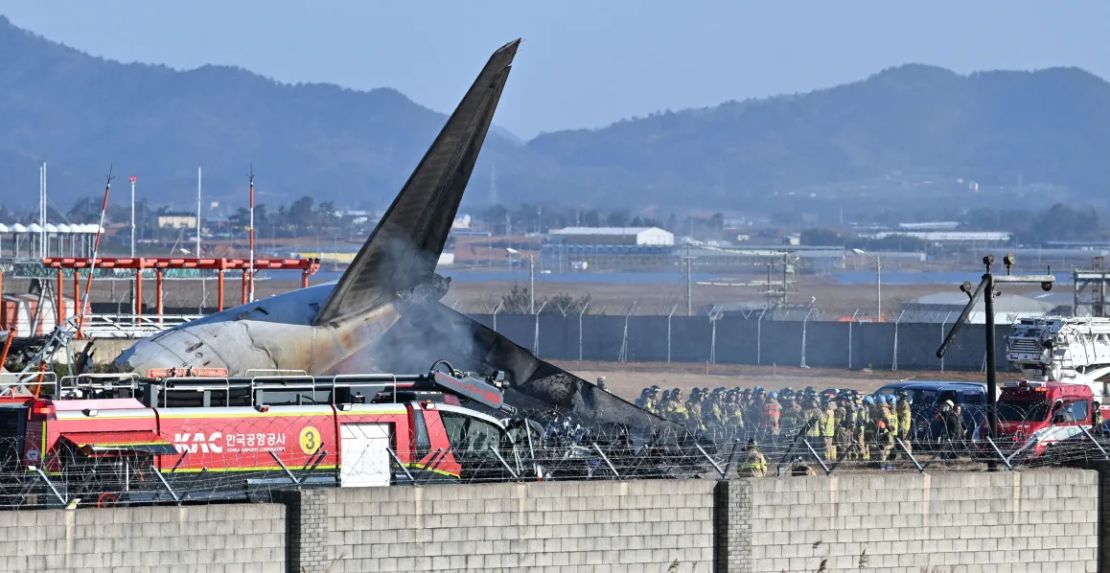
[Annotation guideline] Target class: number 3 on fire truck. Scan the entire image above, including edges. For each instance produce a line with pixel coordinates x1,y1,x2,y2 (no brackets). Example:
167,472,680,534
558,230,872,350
299,426,321,454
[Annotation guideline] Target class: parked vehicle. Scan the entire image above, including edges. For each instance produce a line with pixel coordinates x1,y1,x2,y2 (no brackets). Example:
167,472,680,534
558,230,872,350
995,380,1110,457
0,363,528,506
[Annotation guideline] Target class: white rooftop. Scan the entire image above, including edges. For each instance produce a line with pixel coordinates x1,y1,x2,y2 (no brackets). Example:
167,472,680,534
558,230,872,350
550,227,664,235
912,292,1056,313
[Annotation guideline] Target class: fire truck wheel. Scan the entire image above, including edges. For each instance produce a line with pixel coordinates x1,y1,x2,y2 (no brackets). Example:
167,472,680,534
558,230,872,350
96,492,118,508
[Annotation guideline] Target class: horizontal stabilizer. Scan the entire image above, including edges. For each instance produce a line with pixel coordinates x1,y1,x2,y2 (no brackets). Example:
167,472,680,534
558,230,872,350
361,302,679,441
314,39,519,325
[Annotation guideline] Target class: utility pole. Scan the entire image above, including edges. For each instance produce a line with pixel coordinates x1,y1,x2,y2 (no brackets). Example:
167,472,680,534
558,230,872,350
248,167,255,303
129,176,137,257
39,161,47,259
686,256,693,316
766,263,773,309
876,255,882,320
195,166,202,258
782,253,789,306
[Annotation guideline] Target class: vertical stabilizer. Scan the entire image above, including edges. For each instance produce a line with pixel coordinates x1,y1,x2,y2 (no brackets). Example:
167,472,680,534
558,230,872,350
314,39,519,325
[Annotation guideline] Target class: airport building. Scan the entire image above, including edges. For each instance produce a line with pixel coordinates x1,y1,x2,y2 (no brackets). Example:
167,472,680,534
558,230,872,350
547,226,674,246
541,227,675,271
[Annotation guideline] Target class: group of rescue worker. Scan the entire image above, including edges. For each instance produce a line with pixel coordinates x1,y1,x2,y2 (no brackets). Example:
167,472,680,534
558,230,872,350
635,384,930,476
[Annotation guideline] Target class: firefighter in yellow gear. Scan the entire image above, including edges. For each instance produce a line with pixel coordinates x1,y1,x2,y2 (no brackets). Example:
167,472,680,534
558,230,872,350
856,396,872,461
686,401,707,434
879,397,898,462
726,391,745,432
818,402,838,461
706,398,727,432
896,392,913,453
642,386,661,415
667,393,689,425
803,401,822,437
737,439,767,477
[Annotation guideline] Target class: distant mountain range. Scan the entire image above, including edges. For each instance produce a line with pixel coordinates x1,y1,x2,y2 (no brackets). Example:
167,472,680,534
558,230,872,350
2,15,1110,215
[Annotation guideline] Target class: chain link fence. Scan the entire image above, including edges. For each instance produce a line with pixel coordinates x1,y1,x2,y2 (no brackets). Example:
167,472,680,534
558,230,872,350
0,402,1104,510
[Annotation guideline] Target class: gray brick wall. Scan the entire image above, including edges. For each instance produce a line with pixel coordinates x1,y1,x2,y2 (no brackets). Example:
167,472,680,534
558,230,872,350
0,503,285,573
732,468,1098,573
7,470,1098,573
288,480,718,573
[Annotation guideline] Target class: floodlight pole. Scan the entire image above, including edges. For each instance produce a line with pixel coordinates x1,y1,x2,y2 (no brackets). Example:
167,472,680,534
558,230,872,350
936,254,1054,443
983,268,998,435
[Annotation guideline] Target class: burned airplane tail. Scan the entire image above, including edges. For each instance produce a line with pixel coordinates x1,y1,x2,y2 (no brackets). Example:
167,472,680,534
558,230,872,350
313,39,519,326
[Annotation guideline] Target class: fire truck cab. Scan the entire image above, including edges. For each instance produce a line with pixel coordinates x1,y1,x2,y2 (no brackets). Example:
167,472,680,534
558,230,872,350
1,365,528,505
996,380,1110,456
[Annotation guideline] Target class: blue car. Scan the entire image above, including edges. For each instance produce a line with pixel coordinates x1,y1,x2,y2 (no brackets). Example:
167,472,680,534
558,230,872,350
874,381,988,443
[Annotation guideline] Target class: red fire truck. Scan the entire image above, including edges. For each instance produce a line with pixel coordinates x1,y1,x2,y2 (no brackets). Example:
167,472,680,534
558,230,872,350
996,380,1110,456
0,363,528,506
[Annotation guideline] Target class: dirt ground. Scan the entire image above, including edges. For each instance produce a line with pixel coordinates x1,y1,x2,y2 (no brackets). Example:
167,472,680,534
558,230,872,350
550,360,1021,403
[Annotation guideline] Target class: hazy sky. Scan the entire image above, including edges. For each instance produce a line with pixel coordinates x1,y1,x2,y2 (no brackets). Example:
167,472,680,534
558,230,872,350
4,2,1109,138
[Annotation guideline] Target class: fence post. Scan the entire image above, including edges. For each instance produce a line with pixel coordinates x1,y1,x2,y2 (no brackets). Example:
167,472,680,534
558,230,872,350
708,309,722,365
756,307,767,365
800,306,815,368
848,309,859,370
617,302,636,363
491,299,504,332
939,311,952,371
578,302,590,361
666,303,678,364
533,300,548,356
892,309,905,371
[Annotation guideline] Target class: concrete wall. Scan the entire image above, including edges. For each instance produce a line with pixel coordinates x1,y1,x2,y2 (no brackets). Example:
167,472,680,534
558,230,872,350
726,468,1098,573
472,313,1003,371
0,469,1100,573
280,480,718,573
0,504,285,573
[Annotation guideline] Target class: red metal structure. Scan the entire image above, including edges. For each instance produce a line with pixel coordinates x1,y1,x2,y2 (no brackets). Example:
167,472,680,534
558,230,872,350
42,257,321,322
